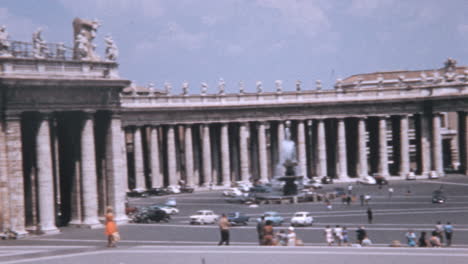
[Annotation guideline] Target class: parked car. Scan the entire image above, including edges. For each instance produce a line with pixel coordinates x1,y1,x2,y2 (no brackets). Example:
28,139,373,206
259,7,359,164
259,211,284,226
180,186,195,193
321,176,334,184
334,187,346,197
304,178,322,189
432,190,446,204
357,176,377,185
132,207,170,223
235,181,253,192
147,187,170,196
223,188,243,197
165,198,177,207
149,205,179,215
406,172,416,180
375,176,388,185
290,212,314,226
127,188,148,198
225,193,256,204
190,210,219,225
227,212,250,225
167,186,181,194
250,184,272,193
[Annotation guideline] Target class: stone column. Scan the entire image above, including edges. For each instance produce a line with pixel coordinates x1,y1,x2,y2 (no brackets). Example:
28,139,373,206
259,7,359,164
105,115,128,223
258,122,268,183
133,127,145,190
80,112,100,227
337,118,349,180
221,123,231,186
317,119,327,178
297,120,307,178
184,125,195,187
0,122,10,232
378,116,390,178
461,112,468,176
150,127,162,188
1,117,27,235
239,123,250,182
420,114,432,177
167,125,178,186
36,113,59,233
399,115,410,178
69,160,82,226
432,113,444,177
202,124,212,186
357,118,369,178
277,122,285,160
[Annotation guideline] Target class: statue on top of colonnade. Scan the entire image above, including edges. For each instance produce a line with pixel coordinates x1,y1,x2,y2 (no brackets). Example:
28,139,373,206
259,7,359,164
73,17,101,61
0,25,12,57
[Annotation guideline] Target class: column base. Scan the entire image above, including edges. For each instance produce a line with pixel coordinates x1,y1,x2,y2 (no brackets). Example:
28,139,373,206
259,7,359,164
222,182,231,187
39,227,61,235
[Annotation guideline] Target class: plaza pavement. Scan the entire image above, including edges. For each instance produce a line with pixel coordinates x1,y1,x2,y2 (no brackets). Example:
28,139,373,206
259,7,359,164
0,175,467,264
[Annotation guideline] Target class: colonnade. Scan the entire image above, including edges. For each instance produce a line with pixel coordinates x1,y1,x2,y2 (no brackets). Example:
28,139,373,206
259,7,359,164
126,112,468,189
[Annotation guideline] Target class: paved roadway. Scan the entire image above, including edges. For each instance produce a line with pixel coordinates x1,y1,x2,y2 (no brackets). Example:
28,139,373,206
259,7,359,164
1,175,468,264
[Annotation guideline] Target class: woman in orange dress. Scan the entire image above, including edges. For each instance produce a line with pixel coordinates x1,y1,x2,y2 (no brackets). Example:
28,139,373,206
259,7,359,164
105,206,118,247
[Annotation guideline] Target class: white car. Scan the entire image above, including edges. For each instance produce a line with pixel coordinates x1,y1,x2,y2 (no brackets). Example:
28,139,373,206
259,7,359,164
303,178,322,189
189,210,219,225
159,206,179,215
291,212,314,226
357,176,377,185
223,188,243,197
167,185,181,194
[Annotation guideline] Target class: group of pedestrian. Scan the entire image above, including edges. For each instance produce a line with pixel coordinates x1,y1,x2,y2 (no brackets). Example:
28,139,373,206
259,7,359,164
324,225,351,246
254,217,302,246
403,221,453,247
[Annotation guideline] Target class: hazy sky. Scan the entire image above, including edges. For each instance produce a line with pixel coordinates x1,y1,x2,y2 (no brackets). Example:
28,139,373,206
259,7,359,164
1,0,467,93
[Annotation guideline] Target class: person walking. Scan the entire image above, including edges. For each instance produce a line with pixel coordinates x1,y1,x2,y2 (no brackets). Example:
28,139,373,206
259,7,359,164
367,208,373,224
333,225,343,246
256,216,265,245
388,187,394,199
287,226,297,246
105,206,119,248
324,225,334,246
435,221,444,244
444,222,453,247
356,226,367,245
405,229,417,247
263,220,274,246
418,231,428,247
218,214,230,246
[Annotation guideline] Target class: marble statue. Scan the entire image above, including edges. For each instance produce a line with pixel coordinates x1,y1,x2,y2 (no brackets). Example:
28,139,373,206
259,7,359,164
295,80,301,92
316,80,322,90
256,81,263,93
275,80,282,93
444,58,457,82
239,81,245,94
72,18,101,61
0,25,12,57
420,72,428,84
182,82,188,95
56,42,66,59
104,35,118,61
32,28,48,59
335,78,343,90
165,82,173,95
218,78,225,95
201,82,208,95
75,30,89,60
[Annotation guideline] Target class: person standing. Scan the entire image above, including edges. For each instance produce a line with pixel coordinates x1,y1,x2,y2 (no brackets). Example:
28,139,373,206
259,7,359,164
324,225,334,246
262,220,274,246
342,226,350,246
435,221,444,244
405,230,417,247
359,194,364,206
388,187,394,199
367,208,373,224
444,222,453,247
218,214,230,246
287,226,297,246
105,206,119,248
256,216,265,245
418,231,428,247
356,226,367,245
333,225,343,246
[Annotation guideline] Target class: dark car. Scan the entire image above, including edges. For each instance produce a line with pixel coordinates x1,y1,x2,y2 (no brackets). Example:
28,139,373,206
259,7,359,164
147,187,170,196
227,212,250,225
334,187,346,197
225,193,256,204
249,184,272,193
375,176,388,185
180,186,195,193
432,190,446,204
321,176,334,184
132,207,171,223
127,188,148,198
